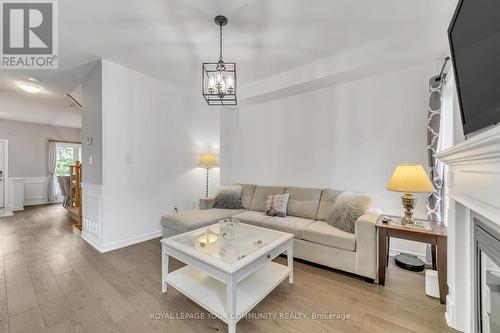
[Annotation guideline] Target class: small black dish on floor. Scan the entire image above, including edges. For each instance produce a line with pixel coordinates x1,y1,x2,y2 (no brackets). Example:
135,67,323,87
394,254,425,272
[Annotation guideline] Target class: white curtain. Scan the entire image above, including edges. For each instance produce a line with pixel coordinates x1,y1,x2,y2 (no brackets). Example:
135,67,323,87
48,142,57,202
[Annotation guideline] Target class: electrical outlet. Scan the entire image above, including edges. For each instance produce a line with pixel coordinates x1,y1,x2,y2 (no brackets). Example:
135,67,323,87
173,205,179,213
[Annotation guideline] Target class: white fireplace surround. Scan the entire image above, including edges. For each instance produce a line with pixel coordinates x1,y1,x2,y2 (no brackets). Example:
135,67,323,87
436,125,500,333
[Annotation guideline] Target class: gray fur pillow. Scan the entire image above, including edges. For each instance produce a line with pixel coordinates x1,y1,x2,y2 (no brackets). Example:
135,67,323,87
326,193,372,233
213,192,243,209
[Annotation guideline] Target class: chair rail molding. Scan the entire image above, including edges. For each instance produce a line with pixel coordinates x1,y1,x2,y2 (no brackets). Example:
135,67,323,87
436,124,500,333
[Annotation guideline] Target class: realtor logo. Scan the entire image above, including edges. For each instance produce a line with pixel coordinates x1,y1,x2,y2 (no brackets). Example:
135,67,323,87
0,0,58,69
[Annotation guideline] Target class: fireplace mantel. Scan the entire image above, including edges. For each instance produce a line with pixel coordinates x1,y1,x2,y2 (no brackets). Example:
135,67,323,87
436,125,500,226
436,125,500,332
437,125,500,166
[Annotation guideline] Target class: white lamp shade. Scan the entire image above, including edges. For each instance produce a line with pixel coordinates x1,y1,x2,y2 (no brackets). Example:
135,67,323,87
199,153,218,168
386,164,435,193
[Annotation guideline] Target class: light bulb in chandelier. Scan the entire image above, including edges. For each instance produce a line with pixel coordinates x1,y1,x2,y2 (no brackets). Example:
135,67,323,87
226,76,234,93
215,73,223,91
208,76,215,93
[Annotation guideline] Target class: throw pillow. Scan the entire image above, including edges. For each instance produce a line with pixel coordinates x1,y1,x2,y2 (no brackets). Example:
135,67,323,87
265,193,290,217
326,192,372,233
213,185,243,209
213,192,243,209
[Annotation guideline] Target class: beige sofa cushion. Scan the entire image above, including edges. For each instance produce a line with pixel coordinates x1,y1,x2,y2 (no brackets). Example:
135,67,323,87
260,216,314,239
232,211,270,227
285,187,322,219
239,184,256,209
302,221,356,251
161,208,245,234
249,186,285,212
317,188,344,221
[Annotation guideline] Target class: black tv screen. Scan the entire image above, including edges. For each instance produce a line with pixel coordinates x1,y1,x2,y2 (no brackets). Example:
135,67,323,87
448,0,500,135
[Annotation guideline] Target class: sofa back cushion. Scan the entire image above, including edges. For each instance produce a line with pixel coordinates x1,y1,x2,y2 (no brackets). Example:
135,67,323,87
317,188,344,221
285,187,322,220
249,186,285,212
238,184,256,209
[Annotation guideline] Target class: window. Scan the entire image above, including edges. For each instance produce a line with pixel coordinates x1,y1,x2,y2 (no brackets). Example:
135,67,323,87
440,69,456,151
56,143,82,176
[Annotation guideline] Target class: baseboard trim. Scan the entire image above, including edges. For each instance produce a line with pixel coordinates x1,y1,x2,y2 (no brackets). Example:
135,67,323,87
82,230,163,253
24,200,62,207
72,225,82,236
24,199,49,206
0,208,14,217
445,295,456,329
81,232,105,252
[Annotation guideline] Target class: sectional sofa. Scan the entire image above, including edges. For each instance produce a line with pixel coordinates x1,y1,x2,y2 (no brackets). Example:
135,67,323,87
161,185,380,282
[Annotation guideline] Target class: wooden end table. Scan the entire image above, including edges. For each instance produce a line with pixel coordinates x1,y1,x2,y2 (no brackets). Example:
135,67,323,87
376,215,448,304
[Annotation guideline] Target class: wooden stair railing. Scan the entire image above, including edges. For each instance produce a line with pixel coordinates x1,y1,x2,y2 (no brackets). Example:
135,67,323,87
68,161,82,231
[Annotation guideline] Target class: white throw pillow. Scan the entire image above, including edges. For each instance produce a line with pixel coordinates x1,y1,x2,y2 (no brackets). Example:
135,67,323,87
265,193,290,217
327,192,372,233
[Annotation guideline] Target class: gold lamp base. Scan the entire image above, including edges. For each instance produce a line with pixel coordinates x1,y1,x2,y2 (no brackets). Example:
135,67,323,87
401,193,417,225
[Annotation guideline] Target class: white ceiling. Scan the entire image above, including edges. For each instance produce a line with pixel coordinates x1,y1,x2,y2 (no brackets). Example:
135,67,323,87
0,0,457,128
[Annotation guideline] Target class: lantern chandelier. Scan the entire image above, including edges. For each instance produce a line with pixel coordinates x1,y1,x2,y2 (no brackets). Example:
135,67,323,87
202,15,237,106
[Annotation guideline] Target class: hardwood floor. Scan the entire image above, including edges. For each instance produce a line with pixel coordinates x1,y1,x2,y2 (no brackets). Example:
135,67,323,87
0,204,458,333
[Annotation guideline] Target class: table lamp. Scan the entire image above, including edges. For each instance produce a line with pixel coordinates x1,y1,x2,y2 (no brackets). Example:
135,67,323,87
199,153,218,198
386,164,435,225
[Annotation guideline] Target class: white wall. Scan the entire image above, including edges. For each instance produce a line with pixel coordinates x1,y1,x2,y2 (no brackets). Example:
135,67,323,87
81,61,103,185
0,92,81,129
221,61,443,256
0,119,81,177
0,119,81,206
83,60,220,251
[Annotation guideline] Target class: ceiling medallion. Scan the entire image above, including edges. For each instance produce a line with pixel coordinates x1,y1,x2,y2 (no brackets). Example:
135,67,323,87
202,15,237,106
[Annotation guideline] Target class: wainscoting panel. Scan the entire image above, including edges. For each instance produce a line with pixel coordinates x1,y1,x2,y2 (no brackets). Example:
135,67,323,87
24,177,49,206
7,178,24,210
81,183,103,248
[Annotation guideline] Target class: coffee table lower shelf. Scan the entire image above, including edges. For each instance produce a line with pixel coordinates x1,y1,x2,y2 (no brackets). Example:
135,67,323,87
166,261,289,323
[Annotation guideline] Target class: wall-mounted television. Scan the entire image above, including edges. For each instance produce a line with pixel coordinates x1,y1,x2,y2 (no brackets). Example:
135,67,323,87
448,0,500,136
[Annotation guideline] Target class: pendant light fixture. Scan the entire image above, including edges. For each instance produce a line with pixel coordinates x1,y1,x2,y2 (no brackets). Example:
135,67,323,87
202,15,237,106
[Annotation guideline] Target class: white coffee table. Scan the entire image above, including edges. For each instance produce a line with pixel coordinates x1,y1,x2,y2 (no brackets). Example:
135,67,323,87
161,222,294,333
